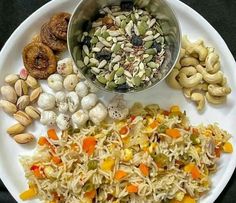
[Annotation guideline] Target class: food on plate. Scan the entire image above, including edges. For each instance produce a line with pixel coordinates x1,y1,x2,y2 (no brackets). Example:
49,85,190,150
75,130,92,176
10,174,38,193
166,35,231,111
21,12,70,79
19,103,233,202
77,4,166,91
40,23,67,52
48,12,71,40
0,72,42,144
38,57,107,130
22,42,57,79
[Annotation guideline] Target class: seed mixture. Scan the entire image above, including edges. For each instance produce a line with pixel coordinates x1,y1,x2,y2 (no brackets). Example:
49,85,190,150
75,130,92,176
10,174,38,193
78,2,166,92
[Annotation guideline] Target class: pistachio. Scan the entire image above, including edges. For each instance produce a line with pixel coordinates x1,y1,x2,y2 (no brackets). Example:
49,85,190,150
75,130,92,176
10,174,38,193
4,74,19,85
25,75,39,89
7,123,25,136
30,87,42,103
13,111,32,126
0,100,17,115
0,85,17,104
13,133,34,144
14,79,28,97
17,95,30,110
25,106,41,119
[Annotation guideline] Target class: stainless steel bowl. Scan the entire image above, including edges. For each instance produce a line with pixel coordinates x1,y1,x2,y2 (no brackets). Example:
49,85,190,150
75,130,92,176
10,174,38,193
68,0,181,93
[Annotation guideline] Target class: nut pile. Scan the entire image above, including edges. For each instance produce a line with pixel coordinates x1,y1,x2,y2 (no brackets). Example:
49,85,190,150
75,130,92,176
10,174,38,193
22,12,70,79
0,70,42,143
77,2,166,92
166,35,231,111
39,58,108,130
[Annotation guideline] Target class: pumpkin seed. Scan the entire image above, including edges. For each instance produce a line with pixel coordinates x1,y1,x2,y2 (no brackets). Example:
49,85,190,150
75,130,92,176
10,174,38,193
116,67,124,76
133,76,141,86
91,37,98,44
145,48,157,55
144,41,153,49
97,75,107,84
147,62,158,69
144,55,153,63
115,76,126,84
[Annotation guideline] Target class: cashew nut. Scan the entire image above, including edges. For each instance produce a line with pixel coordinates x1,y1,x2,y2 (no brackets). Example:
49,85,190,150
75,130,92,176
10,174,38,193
206,52,220,73
175,48,186,69
179,66,197,76
196,65,223,84
180,57,199,67
206,92,226,105
183,83,208,98
208,84,231,97
190,92,205,111
182,35,203,49
178,73,203,88
166,68,182,89
187,44,208,62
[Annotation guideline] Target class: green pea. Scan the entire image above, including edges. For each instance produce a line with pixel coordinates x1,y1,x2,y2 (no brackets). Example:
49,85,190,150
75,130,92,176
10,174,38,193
133,76,141,86
144,55,153,63
116,67,124,77
91,37,98,44
83,182,94,192
144,41,153,49
113,44,121,53
97,75,107,84
87,160,98,170
157,124,168,133
153,153,169,168
145,48,157,55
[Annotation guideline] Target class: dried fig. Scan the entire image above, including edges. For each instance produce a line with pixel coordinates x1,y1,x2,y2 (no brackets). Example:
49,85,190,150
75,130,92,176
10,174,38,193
22,42,57,79
40,23,67,52
49,12,71,40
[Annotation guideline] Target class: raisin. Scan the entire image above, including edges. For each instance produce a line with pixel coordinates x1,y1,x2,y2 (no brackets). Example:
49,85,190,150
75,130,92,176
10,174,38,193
120,1,134,11
131,35,143,46
82,36,92,48
95,49,112,61
116,83,130,92
152,41,162,52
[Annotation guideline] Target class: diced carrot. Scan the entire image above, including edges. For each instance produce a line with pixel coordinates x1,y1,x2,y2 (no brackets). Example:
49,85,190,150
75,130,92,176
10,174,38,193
149,121,159,129
83,136,97,156
215,147,221,157
85,189,96,199
30,165,44,179
184,163,201,180
114,170,127,181
119,126,129,135
166,128,181,138
139,163,149,176
223,142,233,153
47,129,59,140
71,143,78,151
38,137,48,146
19,185,38,200
126,184,138,193
52,156,62,164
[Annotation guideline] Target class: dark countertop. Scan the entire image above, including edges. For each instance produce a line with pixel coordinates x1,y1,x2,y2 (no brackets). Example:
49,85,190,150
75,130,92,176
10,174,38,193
0,0,235,202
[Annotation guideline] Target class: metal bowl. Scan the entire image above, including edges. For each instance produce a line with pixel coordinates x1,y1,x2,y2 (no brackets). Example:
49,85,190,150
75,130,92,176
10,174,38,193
68,0,181,93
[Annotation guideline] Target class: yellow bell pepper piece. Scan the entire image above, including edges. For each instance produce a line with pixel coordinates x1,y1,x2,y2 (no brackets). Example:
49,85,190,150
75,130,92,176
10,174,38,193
170,195,196,203
223,142,233,153
19,185,38,200
100,157,115,171
123,149,133,162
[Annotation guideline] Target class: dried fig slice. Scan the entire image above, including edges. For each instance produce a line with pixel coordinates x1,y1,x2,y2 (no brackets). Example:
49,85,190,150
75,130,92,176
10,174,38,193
22,42,57,79
40,23,67,52
49,12,71,40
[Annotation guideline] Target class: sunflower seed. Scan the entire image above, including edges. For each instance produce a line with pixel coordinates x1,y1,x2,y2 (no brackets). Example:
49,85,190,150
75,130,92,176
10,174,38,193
91,67,101,74
124,70,132,78
98,36,112,47
124,47,133,52
125,20,133,37
83,45,89,56
148,18,156,28
90,58,99,65
84,56,90,65
143,35,154,41
111,55,121,63
98,60,107,69
92,47,101,52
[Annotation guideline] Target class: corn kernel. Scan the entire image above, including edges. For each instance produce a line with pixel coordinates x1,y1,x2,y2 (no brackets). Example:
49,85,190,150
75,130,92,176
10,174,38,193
100,157,115,171
81,197,92,203
148,143,157,154
203,129,212,137
195,146,201,153
223,142,233,153
156,115,164,122
175,191,185,201
170,105,180,113
123,149,133,161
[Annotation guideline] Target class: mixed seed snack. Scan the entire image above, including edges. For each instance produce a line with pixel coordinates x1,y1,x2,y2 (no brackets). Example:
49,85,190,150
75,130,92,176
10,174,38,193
78,3,166,92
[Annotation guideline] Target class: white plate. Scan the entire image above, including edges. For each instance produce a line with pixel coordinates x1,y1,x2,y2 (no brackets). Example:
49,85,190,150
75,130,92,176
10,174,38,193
0,0,235,202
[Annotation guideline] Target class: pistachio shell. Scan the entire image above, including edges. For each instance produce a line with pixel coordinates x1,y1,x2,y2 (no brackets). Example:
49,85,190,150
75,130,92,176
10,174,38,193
17,95,30,110
30,87,42,103
0,100,17,115
4,74,19,85
13,133,34,144
25,106,41,119
13,111,32,126
0,86,17,104
14,79,28,97
25,75,39,89
7,123,25,136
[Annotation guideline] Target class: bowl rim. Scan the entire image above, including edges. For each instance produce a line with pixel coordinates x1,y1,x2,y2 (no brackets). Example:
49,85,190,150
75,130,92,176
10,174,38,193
67,0,182,95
